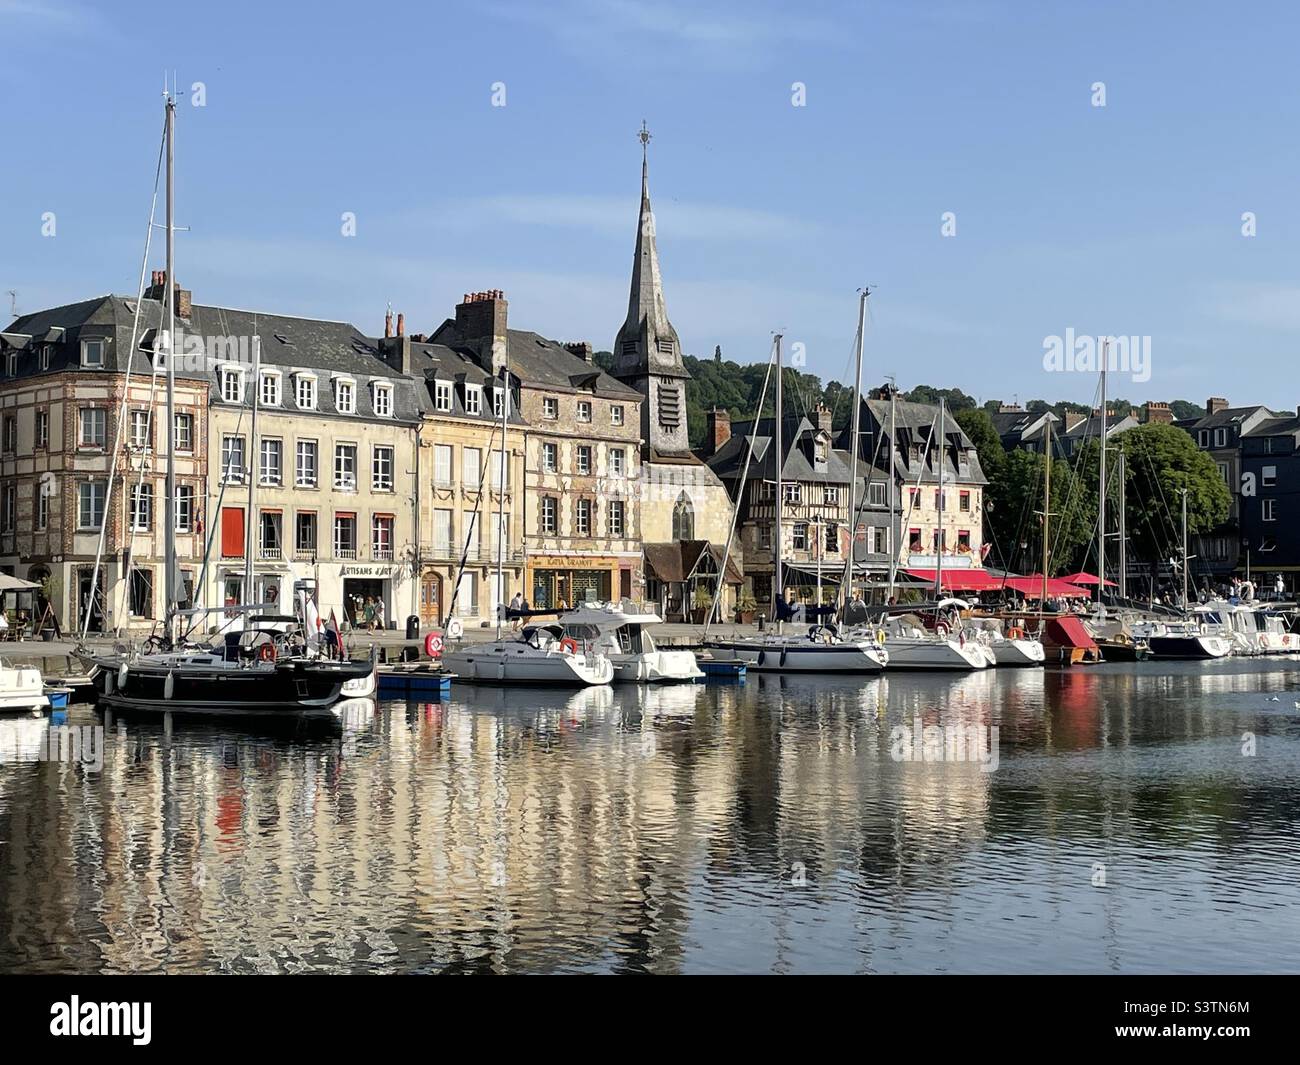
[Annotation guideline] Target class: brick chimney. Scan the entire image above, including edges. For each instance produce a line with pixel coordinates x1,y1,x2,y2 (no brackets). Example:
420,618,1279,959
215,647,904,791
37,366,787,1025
1207,396,1229,415
146,269,191,318
384,309,393,338
564,341,593,364
396,312,405,337
705,407,731,456
455,290,509,375
1142,400,1172,424
1064,411,1087,432
814,403,833,434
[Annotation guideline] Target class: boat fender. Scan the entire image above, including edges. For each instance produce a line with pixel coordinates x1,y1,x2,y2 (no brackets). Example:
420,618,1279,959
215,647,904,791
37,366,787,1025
1259,632,1268,649
446,617,464,640
118,663,129,689
1008,626,1023,640
780,646,788,668
104,670,114,696
877,629,887,645
559,637,579,655
164,671,175,700
258,642,277,663
757,649,766,667
425,631,444,658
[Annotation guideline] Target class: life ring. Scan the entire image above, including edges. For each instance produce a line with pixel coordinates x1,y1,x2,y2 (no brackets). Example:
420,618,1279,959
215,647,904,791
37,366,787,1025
559,637,579,655
1008,626,1023,640
876,629,887,645
425,631,444,657
1285,635,1292,646
446,617,464,640
258,642,276,663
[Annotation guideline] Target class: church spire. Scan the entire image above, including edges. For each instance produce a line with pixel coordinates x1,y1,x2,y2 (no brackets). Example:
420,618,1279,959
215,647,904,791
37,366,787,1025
613,121,686,383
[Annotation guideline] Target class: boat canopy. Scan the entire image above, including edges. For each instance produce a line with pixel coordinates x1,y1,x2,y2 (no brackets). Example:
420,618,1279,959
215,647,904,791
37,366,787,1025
1043,616,1099,649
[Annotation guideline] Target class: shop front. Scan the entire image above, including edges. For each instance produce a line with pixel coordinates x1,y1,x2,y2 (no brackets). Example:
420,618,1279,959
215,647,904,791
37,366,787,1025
338,563,405,630
525,555,638,610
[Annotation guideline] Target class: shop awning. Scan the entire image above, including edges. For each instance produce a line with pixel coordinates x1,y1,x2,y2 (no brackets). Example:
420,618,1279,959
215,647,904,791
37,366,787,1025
1061,571,1117,587
998,575,1090,599
903,568,999,592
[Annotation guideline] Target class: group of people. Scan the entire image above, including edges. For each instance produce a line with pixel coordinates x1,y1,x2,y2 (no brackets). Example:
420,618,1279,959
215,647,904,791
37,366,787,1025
348,594,386,632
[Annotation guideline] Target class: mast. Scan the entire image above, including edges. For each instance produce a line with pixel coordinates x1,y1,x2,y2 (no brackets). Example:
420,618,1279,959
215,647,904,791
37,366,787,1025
887,384,897,598
935,397,945,598
1117,450,1127,599
840,289,868,609
773,334,784,622
1041,416,1051,606
1181,487,1189,609
1097,341,1107,613
163,91,177,645
243,334,261,629
495,351,510,639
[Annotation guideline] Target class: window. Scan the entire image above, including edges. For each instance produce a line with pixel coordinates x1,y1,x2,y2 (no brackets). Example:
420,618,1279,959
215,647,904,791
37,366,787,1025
333,514,357,557
493,387,505,418
464,385,482,416
434,445,453,486
334,444,357,489
960,491,971,512
260,438,282,485
935,490,944,510
372,445,394,490
673,492,694,540
260,372,281,406
1214,428,1226,448
2,416,14,453
543,397,558,419
129,483,153,531
1263,465,1277,487
295,375,317,410
220,367,244,403
127,412,148,451
823,486,839,506
4,352,15,376
610,448,626,477
1198,430,1209,448
611,405,624,426
81,338,105,367
39,345,50,371
78,481,106,529
909,527,922,551
576,498,592,536
79,408,106,448
129,569,152,618
434,509,453,554
175,485,193,532
259,511,282,558
958,529,971,551
221,435,246,482
759,524,771,548
296,512,317,555
435,380,452,412
372,515,394,559
37,491,48,531
609,499,625,537
334,378,356,414
296,440,318,487
576,445,592,475
36,410,48,449
1218,462,1230,484
542,442,558,472
490,449,509,490
173,413,193,452
463,511,480,556
1,483,14,531
372,382,393,417
784,483,802,504
1263,499,1277,522
462,447,482,487
824,523,839,554
793,524,808,550
541,496,557,534
868,482,886,506
577,401,592,423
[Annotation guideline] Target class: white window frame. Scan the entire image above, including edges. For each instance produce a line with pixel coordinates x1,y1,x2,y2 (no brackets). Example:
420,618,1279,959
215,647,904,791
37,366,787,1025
435,380,453,413
260,438,283,486
372,445,394,491
542,442,558,473
36,410,49,449
540,496,557,535
611,405,624,426
610,448,625,477
334,443,358,490
78,481,106,530
577,400,592,423
221,435,246,483
433,444,453,487
173,412,193,453
464,384,482,416
609,499,625,538
81,338,105,367
175,485,194,532
79,407,107,449
543,397,558,420
130,409,151,450
1263,465,1277,486
333,377,356,415
260,370,282,407
296,439,318,487
1263,498,1277,522
576,497,591,536
220,365,245,404
295,373,318,411
372,382,393,417
576,445,592,475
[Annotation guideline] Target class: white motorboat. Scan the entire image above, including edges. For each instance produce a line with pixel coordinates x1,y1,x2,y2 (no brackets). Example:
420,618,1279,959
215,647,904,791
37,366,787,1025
560,604,703,683
1131,619,1232,659
440,623,613,686
1252,609,1298,654
707,625,889,673
0,662,50,714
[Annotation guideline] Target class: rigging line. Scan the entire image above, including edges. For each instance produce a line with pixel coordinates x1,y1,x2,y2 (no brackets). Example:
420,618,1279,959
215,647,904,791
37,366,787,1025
83,109,167,642
443,405,509,626
706,336,779,635
894,409,942,580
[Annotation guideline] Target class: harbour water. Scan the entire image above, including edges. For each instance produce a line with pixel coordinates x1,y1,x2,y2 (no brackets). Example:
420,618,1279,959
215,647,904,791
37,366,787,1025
2,661,1299,974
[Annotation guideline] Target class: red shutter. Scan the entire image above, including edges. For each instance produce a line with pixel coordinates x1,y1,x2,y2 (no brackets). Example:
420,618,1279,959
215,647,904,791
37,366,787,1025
222,507,245,557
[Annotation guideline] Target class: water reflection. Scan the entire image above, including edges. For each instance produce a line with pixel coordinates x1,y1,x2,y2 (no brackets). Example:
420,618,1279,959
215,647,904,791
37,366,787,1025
1,660,1298,973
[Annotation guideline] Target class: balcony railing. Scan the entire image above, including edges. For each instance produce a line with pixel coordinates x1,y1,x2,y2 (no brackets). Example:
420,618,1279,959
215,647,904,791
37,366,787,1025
334,547,357,560
260,545,282,560
373,545,394,561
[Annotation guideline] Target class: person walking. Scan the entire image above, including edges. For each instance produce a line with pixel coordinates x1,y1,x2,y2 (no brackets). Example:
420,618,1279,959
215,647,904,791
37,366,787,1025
510,590,524,632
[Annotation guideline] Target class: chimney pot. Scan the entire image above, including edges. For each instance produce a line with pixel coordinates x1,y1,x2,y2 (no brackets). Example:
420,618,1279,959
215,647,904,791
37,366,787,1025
396,312,405,336
705,406,732,457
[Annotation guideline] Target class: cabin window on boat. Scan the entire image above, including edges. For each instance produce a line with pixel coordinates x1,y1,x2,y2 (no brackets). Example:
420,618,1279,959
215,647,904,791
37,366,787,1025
78,481,105,530
129,568,153,617
78,407,106,449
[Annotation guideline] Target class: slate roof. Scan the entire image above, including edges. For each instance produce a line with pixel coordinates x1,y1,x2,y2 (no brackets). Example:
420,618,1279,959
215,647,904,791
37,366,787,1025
1176,404,1278,431
401,339,526,427
850,396,989,486
706,413,887,491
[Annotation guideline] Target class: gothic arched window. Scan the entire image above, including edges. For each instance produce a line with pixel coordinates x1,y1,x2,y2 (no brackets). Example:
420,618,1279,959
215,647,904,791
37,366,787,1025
672,491,695,541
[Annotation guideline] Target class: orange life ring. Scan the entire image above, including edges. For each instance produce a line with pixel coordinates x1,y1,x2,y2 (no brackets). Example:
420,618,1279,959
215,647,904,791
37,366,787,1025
1008,627,1023,640
425,631,444,657
258,642,276,663
559,637,579,655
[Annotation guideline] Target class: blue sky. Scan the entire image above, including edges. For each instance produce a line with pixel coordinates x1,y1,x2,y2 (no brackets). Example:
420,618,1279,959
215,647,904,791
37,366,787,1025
3,0,1299,409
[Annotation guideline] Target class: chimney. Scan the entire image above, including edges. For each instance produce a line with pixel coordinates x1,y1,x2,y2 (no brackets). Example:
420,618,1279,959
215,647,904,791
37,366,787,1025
454,289,509,375
1142,400,1172,424
384,309,393,338
396,312,405,337
998,402,1022,413
564,341,593,363
1207,396,1229,415
146,269,190,317
815,403,833,434
705,407,731,456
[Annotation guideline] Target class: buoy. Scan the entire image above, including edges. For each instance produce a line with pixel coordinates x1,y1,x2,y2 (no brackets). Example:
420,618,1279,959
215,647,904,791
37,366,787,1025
164,671,175,700
559,637,578,655
104,671,114,696
424,631,444,658
446,616,464,639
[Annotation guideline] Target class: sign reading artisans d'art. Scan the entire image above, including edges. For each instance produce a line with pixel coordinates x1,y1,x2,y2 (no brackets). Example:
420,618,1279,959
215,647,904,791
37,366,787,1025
340,565,401,577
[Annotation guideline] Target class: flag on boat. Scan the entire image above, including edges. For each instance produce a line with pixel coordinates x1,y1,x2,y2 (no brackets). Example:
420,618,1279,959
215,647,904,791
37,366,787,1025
302,589,322,649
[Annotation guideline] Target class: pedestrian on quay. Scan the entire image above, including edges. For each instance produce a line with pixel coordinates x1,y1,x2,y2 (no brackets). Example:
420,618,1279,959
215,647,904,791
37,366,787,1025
510,590,524,631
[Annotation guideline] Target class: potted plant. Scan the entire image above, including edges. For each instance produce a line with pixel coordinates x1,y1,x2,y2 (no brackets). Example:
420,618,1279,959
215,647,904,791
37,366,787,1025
690,586,712,625
736,593,758,625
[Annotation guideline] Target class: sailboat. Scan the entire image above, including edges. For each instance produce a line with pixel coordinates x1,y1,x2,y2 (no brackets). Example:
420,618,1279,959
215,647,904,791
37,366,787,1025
76,91,374,715
706,299,889,674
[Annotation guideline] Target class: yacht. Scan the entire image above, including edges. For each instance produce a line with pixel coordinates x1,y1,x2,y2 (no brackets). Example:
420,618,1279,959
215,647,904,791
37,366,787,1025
1131,618,1232,659
560,604,703,683
969,619,1046,666
0,662,50,715
439,623,613,686
871,613,988,671
706,625,889,673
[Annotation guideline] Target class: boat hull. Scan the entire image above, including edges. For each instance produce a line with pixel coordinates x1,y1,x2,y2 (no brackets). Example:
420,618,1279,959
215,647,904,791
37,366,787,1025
1146,635,1233,659
440,645,612,685
991,639,1046,666
706,640,887,673
883,638,988,671
610,650,704,683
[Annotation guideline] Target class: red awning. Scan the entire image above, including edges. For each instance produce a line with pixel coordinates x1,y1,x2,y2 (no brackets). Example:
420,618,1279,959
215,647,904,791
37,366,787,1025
904,568,999,592
1061,571,1117,587
998,575,1091,599
1044,616,1099,649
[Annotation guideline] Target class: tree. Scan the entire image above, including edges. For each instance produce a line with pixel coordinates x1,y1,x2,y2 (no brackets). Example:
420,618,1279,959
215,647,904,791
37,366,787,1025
986,449,1094,574
905,384,977,412
1170,400,1206,421
954,407,1006,480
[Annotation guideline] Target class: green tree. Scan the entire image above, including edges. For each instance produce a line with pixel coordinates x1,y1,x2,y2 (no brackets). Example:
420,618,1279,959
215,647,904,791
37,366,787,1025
955,407,1006,480
986,449,1095,574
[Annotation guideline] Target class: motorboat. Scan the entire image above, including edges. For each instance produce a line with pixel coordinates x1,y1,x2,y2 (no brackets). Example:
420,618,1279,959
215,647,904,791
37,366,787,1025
560,603,703,683
1131,618,1232,659
0,661,50,714
707,624,889,673
440,623,613,686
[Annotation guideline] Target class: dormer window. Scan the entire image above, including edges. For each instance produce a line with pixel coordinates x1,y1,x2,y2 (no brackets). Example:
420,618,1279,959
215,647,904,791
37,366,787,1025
814,435,828,465
259,370,281,407
220,366,245,403
372,382,393,417
4,352,16,376
464,384,482,416
435,380,452,413
493,387,505,418
81,338,105,367
334,377,356,415
295,373,317,410
39,346,51,371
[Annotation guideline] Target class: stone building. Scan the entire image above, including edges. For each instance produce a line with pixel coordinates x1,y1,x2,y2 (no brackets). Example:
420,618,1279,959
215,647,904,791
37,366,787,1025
0,288,208,633
430,291,644,611
608,126,737,619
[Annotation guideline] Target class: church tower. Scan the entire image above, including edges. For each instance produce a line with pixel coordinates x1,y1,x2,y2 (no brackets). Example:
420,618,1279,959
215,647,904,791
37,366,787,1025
612,123,692,458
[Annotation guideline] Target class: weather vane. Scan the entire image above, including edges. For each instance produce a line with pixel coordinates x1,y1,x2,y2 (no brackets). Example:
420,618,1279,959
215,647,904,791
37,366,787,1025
639,120,652,154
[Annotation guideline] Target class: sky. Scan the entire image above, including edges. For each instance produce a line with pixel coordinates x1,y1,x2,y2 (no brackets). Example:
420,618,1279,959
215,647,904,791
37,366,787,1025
3,0,1300,410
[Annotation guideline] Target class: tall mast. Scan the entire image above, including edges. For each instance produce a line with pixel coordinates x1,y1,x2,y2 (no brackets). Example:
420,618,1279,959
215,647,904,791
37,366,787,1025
840,288,868,608
243,334,261,629
887,384,897,597
773,334,784,621
1181,487,1189,609
163,91,177,644
1097,341,1107,613
495,353,510,639
1117,449,1127,599
935,397,945,598
1041,416,1051,606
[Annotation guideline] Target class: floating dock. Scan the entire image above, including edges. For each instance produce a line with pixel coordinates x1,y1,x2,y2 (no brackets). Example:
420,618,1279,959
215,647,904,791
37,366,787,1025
376,665,454,697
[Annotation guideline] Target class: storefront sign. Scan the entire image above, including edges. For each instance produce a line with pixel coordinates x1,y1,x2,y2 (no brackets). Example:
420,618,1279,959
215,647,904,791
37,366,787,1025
340,565,400,577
